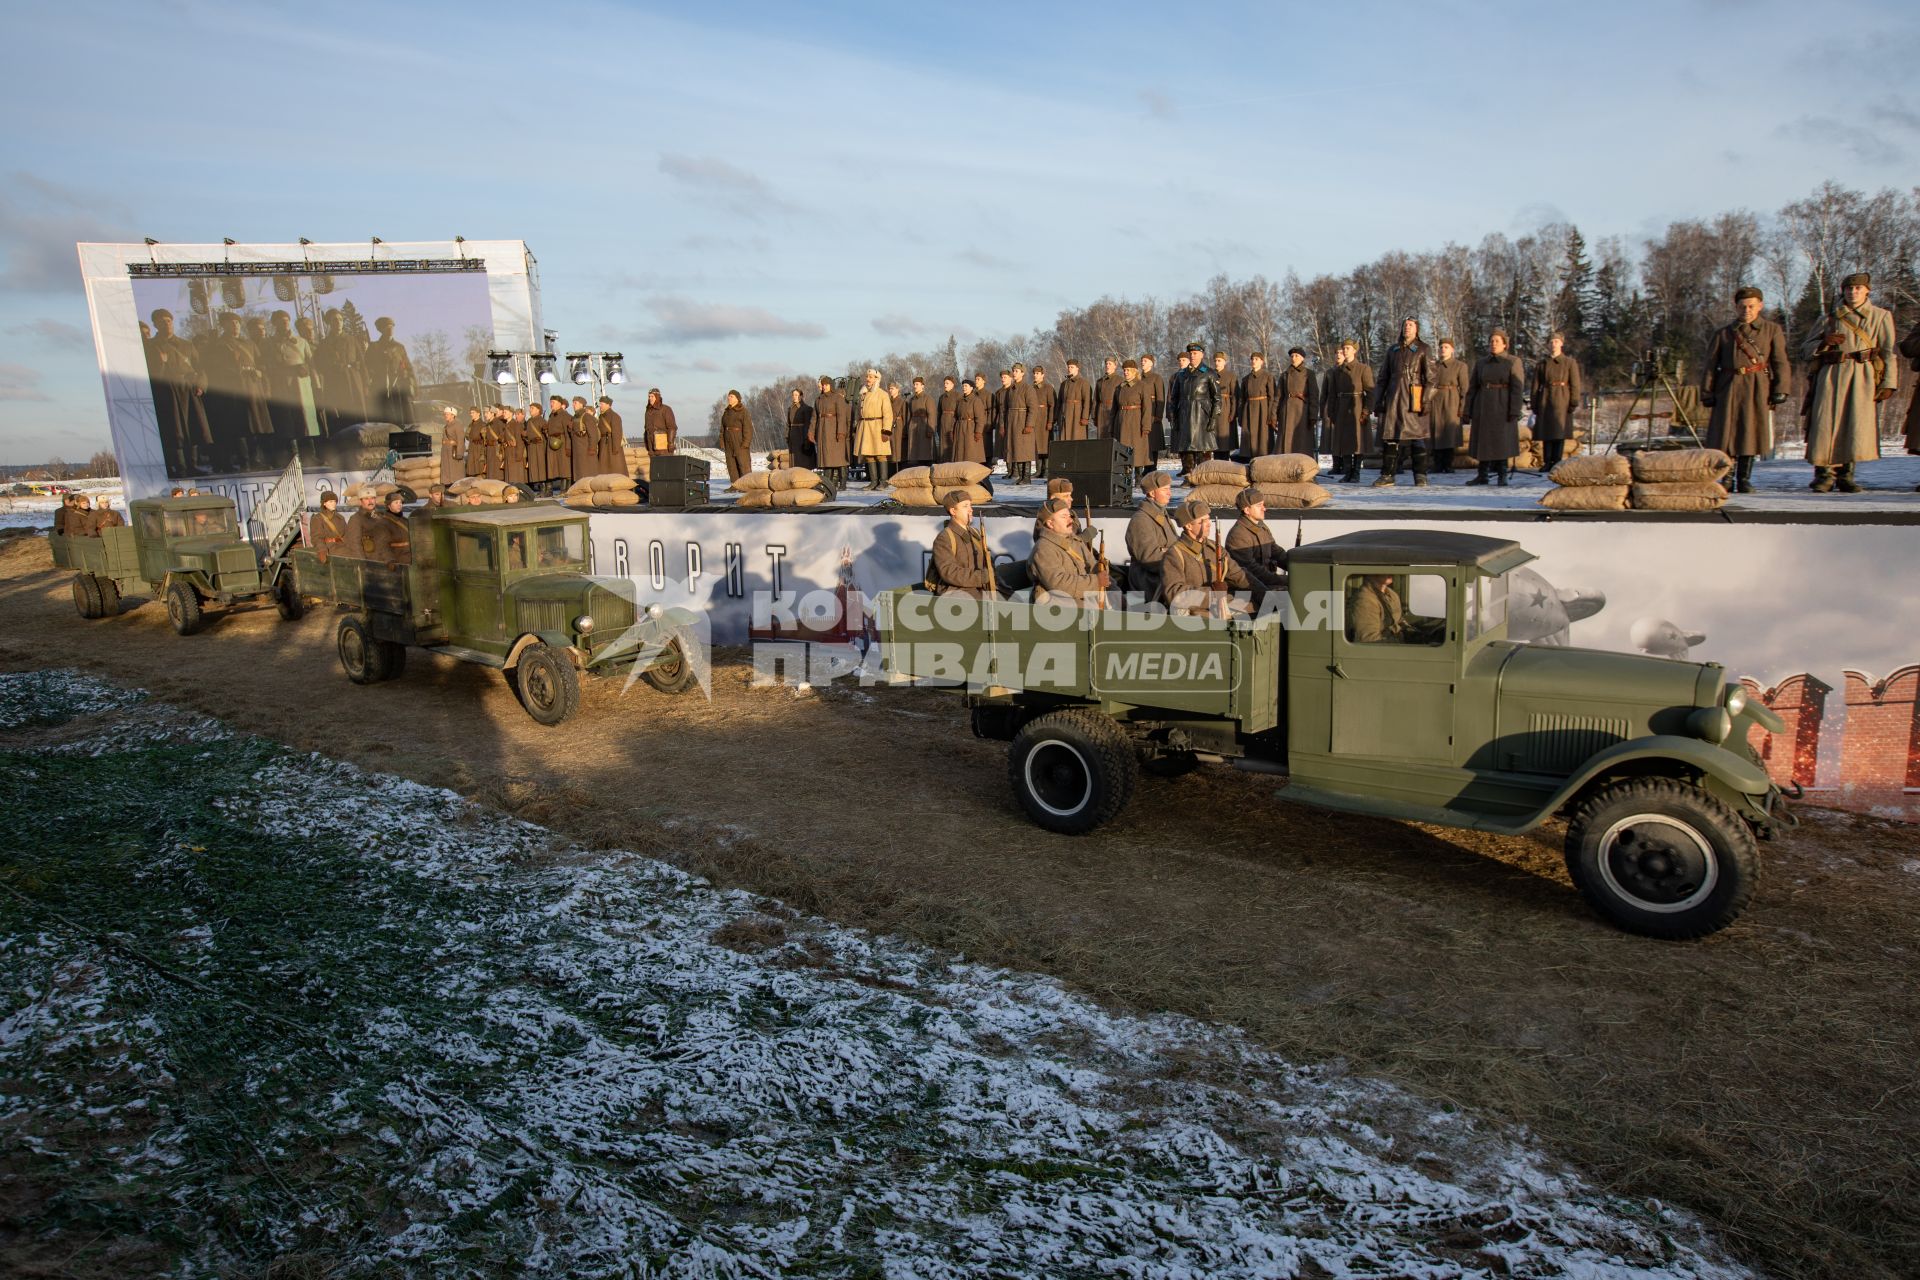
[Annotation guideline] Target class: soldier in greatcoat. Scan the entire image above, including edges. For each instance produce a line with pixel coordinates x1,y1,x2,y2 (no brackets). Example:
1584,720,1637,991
1172,342,1220,471
1030,366,1056,477
1224,487,1286,606
1003,364,1036,482
884,381,907,476
1275,347,1319,456
1123,470,1178,602
439,406,464,480
1140,354,1167,469
1093,357,1120,437
1425,339,1470,474
1373,318,1432,486
1528,332,1584,470
345,490,383,560
719,390,754,482
990,371,1012,470
1057,359,1094,446
502,408,529,486
1211,351,1236,458
952,380,986,464
1112,361,1151,475
787,387,816,469
569,396,600,481
462,408,487,478
904,377,938,463
546,396,577,490
927,492,997,598
1463,329,1525,487
643,389,678,456
1323,340,1374,483
145,308,211,477
935,376,960,461
309,491,348,563
1158,498,1251,618
854,370,895,488
1801,271,1898,493
1700,286,1791,493
597,396,626,475
811,375,850,487
1029,497,1108,606
523,404,549,490
1238,352,1277,457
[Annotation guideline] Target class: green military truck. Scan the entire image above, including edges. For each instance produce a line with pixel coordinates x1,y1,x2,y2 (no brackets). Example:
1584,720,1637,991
52,494,273,634
878,529,1791,939
278,502,697,724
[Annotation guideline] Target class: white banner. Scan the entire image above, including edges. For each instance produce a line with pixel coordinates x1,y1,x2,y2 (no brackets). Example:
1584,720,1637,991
253,454,304,556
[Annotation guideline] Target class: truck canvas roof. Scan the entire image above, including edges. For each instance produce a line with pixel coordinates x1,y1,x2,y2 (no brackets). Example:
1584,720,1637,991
440,506,588,528
1288,529,1535,574
132,496,235,513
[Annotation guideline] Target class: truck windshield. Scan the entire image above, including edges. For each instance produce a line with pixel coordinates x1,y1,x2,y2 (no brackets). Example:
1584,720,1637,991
533,524,585,568
1468,572,1509,641
165,509,237,538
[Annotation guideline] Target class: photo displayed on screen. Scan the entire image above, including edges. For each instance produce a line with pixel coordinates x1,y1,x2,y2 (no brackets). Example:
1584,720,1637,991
132,266,494,479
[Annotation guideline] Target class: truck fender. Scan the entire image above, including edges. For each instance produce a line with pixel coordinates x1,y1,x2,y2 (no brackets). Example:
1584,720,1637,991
505,632,585,670
1539,734,1772,817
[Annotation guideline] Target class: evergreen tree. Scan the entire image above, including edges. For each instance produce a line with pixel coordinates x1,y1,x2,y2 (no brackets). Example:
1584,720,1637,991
338,298,371,343
1556,226,1597,350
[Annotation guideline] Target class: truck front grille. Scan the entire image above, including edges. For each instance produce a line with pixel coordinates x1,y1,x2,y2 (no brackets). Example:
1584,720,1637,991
518,599,570,635
1523,713,1629,774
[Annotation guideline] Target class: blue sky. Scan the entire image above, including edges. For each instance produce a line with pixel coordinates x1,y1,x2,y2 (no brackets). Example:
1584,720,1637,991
2,0,1917,461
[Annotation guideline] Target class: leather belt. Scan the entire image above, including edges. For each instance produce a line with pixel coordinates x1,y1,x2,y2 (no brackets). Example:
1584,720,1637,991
1737,363,1769,374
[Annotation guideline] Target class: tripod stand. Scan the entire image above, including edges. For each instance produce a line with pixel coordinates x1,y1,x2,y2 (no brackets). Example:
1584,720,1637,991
1601,353,1705,454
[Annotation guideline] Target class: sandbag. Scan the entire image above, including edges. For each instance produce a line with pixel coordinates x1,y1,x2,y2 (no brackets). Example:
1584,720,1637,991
730,471,774,493
579,472,638,492
448,476,509,496
890,485,940,507
889,465,934,490
1189,460,1249,487
1630,448,1732,484
768,467,824,492
931,460,992,487
565,490,642,509
734,490,774,509
1549,454,1630,486
1630,481,1728,512
772,489,827,508
1188,483,1247,509
767,449,792,470
1249,453,1319,484
1256,482,1330,509
1540,484,1630,512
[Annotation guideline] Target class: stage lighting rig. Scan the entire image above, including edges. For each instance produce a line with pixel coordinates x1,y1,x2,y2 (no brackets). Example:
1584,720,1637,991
534,353,557,385
604,354,626,385
566,353,593,385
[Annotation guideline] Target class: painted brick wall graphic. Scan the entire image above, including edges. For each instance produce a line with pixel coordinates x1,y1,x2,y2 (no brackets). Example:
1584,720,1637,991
1839,666,1920,811
1742,674,1830,790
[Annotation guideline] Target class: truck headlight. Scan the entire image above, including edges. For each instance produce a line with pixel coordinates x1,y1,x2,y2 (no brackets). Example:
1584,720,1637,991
573,614,595,635
1723,684,1748,717
1688,706,1733,744
645,603,663,620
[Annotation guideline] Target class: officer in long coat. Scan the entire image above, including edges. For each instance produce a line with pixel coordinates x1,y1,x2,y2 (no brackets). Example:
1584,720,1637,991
904,377,938,463
1528,333,1584,469
1275,348,1319,456
1426,339,1470,474
1093,358,1121,436
1701,286,1791,493
525,404,550,489
1003,364,1036,481
1373,318,1432,486
952,381,987,464
1323,340,1374,482
1030,367,1056,477
1237,352,1277,456
1802,271,1898,493
546,397,577,489
1057,360,1094,445
461,408,488,479
886,382,908,473
719,391,754,482
569,397,600,480
597,397,626,475
786,388,816,469
1172,342,1220,468
811,375,850,485
854,370,895,488
438,406,464,480
1211,351,1236,458
502,408,529,486
1464,330,1525,487
1112,361,1151,474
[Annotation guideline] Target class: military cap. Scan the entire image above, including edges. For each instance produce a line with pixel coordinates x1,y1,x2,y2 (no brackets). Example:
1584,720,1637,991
1338,337,1358,350
1734,286,1763,302
1437,336,1455,347
428,482,446,495
1235,486,1264,511
1250,350,1266,361
1141,470,1172,491
385,490,406,506
911,375,925,385
1046,476,1073,496
1122,358,1139,371
598,394,613,405
1184,341,1206,354
1489,328,1510,344
1041,496,1074,516
548,394,566,404
1176,497,1210,525
1066,358,1080,367
1213,350,1228,361
940,488,972,511
1011,362,1026,373
1287,345,1306,358
1842,272,1870,288
318,490,338,505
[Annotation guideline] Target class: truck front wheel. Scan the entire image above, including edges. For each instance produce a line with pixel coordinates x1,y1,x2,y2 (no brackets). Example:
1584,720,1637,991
274,571,306,621
1564,777,1758,940
639,632,697,695
1007,709,1137,835
513,643,579,725
165,581,203,635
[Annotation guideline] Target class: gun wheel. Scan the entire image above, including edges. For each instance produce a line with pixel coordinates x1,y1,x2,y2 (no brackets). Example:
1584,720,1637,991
1565,777,1758,940
513,643,579,725
1007,708,1137,835
165,581,203,635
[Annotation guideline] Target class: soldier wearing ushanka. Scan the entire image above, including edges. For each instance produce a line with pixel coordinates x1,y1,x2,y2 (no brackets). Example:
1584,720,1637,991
1276,347,1319,456
1701,286,1791,493
1323,340,1374,483
1802,271,1898,493
1373,318,1432,486
1238,352,1277,457
1426,339,1470,475
1528,332,1584,469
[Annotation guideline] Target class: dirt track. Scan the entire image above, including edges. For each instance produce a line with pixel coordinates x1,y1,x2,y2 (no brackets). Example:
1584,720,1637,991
3,530,1917,1279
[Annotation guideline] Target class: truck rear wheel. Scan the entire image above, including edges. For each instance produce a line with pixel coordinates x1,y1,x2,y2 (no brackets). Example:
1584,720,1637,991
513,643,579,725
639,633,697,695
96,577,120,616
337,617,382,685
1007,709,1137,835
72,575,103,619
1564,777,1758,940
165,581,203,635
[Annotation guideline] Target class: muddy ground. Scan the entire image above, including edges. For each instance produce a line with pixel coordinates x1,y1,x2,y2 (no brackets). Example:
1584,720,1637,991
2,531,1915,1279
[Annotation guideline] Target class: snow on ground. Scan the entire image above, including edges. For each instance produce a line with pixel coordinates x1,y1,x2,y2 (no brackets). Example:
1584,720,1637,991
0,669,1753,1278
0,479,124,531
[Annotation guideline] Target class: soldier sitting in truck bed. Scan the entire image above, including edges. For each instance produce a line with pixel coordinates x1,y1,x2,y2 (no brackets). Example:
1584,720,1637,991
1224,487,1286,606
1030,497,1108,606
377,492,412,564
1348,574,1444,644
346,492,382,560
310,492,347,563
1159,498,1252,618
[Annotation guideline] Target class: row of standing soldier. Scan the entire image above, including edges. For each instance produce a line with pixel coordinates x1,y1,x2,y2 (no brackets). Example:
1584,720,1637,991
434,390,680,493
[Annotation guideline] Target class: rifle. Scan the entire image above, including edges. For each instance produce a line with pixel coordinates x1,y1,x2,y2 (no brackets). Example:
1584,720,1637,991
1208,524,1231,619
973,517,997,598
1084,497,1109,608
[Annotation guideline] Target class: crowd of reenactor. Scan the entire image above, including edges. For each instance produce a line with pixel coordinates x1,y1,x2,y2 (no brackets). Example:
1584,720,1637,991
780,270,1914,496
433,393,638,494
50,492,126,538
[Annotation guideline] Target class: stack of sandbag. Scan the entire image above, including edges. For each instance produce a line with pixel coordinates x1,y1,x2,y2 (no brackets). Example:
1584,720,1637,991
622,446,653,481
766,449,792,471
1628,448,1732,511
446,476,513,501
393,454,439,492
1539,453,1632,511
564,473,642,509
346,479,403,501
1184,458,1251,508
890,461,993,508
732,467,830,509
1248,453,1330,508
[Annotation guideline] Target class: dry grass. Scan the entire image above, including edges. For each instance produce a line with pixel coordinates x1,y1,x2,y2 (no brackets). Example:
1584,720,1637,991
3,531,1917,1278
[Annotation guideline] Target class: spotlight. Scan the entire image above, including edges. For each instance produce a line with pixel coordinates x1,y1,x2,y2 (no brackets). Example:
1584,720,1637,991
312,274,334,294
566,353,592,385
223,237,236,246
272,275,297,302
219,278,246,308
604,353,626,385
143,236,159,246
488,351,515,385
299,237,312,246
371,236,383,245
533,354,557,385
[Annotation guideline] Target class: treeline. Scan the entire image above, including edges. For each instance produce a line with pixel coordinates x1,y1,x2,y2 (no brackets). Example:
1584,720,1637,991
710,180,1919,449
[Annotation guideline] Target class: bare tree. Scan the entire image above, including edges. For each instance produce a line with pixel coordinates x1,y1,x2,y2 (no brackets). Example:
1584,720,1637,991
87,450,119,477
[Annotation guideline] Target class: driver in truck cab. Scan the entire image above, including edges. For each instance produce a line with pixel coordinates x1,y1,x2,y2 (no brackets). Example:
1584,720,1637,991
1348,574,1444,644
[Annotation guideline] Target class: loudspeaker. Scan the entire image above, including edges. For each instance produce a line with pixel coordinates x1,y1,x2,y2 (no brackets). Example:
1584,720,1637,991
387,429,433,457
1050,437,1134,507
652,455,712,483
649,479,710,509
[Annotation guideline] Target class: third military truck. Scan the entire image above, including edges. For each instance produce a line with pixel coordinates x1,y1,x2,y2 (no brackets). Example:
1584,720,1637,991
53,494,274,632
279,502,698,724
878,529,1792,939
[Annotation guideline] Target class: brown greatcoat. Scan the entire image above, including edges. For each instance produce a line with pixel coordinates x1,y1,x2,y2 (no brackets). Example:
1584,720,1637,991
598,408,626,474
1529,353,1584,441
570,408,601,480
1225,515,1287,597
1323,360,1375,455
1374,340,1432,443
952,390,987,463
902,391,937,462
1701,318,1790,457
1093,370,1120,436
464,416,489,478
1140,366,1167,460
1028,526,1105,605
547,408,577,488
440,415,464,478
1160,534,1250,616
525,410,550,487
1464,353,1526,462
1003,379,1036,463
720,403,754,482
1276,363,1320,455
643,402,679,455
502,415,529,486
930,521,996,597
935,388,960,459
1425,356,1470,451
309,508,347,562
1212,366,1237,454
887,391,908,462
1030,378,1054,458
988,385,1007,462
1801,301,1898,466
812,388,851,468
471,417,498,479
1123,497,1178,598
787,398,816,468
1056,373,1094,443
345,508,383,560
375,509,411,564
1112,380,1150,460
1238,366,1278,455
1902,321,1920,454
